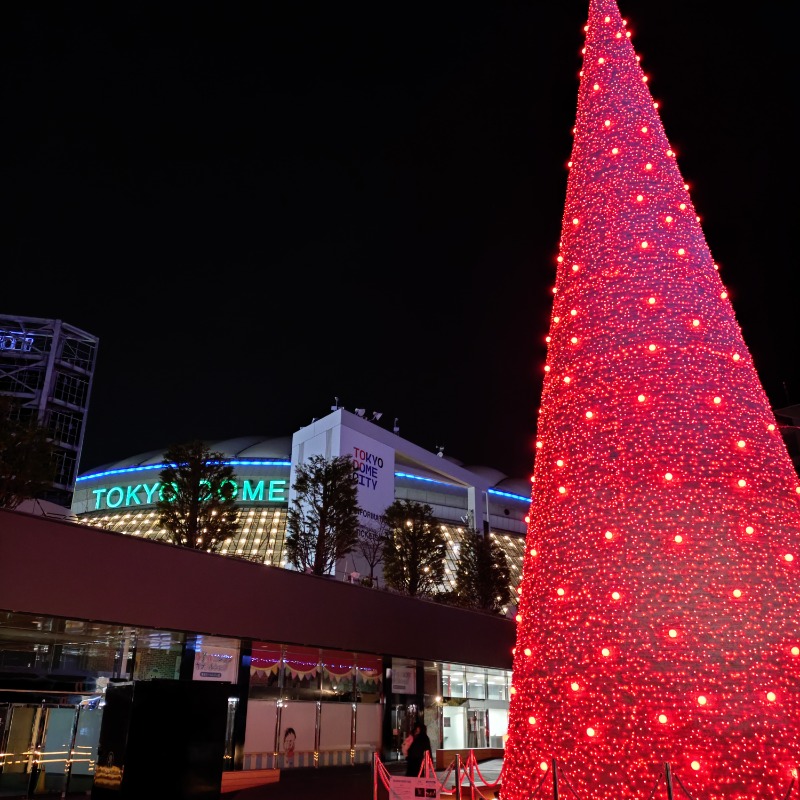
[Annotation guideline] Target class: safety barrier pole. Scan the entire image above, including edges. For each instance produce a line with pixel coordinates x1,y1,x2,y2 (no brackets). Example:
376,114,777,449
665,762,674,800
455,754,462,800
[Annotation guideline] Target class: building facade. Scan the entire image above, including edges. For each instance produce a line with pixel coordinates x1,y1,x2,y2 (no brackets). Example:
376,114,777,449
71,408,532,595
0,509,516,796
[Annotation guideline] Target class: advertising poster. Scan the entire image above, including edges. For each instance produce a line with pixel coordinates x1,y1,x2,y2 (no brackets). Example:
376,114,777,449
391,659,416,694
389,776,439,799
192,635,240,683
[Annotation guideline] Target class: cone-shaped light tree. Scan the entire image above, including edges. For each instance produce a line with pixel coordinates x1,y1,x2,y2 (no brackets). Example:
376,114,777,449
502,1,800,798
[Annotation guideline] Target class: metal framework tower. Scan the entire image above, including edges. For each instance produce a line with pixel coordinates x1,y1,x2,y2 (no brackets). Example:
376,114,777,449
0,315,99,507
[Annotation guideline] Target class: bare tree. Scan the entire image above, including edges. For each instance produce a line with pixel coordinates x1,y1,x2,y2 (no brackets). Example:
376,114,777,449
285,454,360,575
156,440,239,552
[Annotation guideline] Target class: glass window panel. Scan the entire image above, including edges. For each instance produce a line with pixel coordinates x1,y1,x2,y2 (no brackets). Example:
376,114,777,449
282,646,320,701
466,668,486,700
442,663,466,699
321,649,354,702
355,654,382,703
250,642,283,698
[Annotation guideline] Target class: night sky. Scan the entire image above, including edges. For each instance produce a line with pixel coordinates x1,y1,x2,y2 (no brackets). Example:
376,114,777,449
3,1,794,479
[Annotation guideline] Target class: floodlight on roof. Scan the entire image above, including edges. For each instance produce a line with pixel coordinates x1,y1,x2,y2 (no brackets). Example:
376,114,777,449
371,411,383,421
355,408,366,417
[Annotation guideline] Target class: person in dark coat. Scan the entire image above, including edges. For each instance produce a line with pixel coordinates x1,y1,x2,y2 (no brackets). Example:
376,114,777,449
405,721,432,777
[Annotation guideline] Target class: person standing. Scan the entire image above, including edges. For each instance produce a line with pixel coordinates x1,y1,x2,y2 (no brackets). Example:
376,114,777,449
404,722,432,778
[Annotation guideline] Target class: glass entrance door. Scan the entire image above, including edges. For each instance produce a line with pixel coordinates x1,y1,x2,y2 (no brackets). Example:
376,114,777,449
0,700,103,797
466,708,487,749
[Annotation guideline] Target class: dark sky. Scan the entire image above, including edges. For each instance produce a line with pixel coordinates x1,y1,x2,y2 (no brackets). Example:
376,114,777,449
3,1,794,479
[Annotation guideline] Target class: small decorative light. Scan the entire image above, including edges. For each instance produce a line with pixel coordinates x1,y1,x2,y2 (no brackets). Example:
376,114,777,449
713,396,722,405
638,394,646,402
668,629,678,638
674,535,683,544
564,376,572,384
611,591,621,600
658,714,668,724
601,647,611,657
571,336,579,344
641,126,648,133
536,440,543,449
665,215,673,223
570,308,578,316
647,296,656,304
558,486,566,494
641,241,649,248
691,761,701,771
665,472,673,481
738,479,747,488
593,83,600,91
766,692,777,702
540,763,549,772
571,682,580,691
679,202,686,210
767,423,776,432
791,646,799,656
524,648,532,656
692,319,700,327
586,727,596,737
530,548,537,556
585,411,594,419
544,365,551,372
678,248,686,255
604,530,613,540
572,263,580,271
737,440,746,448
611,147,619,155
515,614,522,622
745,526,754,535
697,695,707,706
598,57,605,64
645,163,653,171
528,716,537,724
604,119,611,127
721,291,728,299
732,589,742,598
554,316,561,323
636,194,644,202
648,344,657,352
785,554,795,563
557,587,565,596
733,353,741,361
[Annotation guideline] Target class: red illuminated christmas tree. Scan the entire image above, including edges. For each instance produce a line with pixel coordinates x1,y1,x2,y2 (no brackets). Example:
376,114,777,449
502,1,800,798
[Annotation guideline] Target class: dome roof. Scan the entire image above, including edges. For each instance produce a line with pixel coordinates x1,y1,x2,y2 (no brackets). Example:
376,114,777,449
79,436,527,492
81,436,292,476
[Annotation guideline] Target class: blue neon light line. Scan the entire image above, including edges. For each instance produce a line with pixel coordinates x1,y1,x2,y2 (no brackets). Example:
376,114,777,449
76,461,530,503
76,460,292,482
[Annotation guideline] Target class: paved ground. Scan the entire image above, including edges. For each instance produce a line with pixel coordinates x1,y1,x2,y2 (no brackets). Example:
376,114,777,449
8,758,503,799
226,758,504,800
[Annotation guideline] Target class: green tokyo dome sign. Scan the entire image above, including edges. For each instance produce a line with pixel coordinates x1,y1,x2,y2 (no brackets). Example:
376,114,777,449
90,478,287,511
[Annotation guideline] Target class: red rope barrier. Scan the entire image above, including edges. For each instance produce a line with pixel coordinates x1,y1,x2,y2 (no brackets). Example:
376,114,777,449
464,751,502,789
